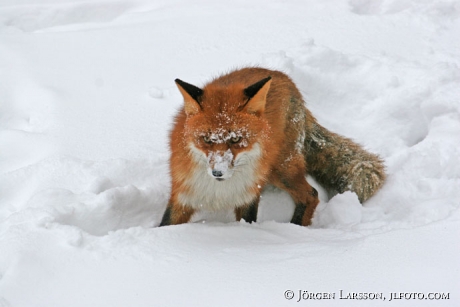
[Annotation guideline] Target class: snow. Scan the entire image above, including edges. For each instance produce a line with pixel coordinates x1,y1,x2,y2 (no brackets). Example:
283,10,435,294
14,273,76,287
1,0,459,306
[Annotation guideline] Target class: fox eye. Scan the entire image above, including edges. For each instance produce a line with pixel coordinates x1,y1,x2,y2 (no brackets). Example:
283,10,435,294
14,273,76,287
230,136,241,143
203,136,212,144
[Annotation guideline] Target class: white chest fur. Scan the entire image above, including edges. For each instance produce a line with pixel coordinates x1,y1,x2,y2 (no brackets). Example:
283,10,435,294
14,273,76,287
178,143,262,210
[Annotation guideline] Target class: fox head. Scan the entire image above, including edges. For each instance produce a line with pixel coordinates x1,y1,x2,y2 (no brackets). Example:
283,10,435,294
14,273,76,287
175,76,272,181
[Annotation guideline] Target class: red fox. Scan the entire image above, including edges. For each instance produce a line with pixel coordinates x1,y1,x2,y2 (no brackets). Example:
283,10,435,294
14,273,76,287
160,67,385,226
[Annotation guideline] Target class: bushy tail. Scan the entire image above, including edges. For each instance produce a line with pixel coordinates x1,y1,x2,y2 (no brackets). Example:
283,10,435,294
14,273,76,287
304,122,386,203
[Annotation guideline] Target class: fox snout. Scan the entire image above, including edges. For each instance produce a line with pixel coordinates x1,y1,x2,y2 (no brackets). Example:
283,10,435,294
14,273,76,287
212,170,223,177
207,149,234,181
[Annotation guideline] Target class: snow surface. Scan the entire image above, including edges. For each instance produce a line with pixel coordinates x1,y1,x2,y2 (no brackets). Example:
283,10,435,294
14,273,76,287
1,0,460,306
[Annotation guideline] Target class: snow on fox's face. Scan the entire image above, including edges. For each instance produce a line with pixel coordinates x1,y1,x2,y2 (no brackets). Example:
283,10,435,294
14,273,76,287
188,125,260,181
206,148,234,180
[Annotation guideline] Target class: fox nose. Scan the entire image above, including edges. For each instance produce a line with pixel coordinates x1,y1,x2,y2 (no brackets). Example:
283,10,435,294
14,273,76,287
212,170,223,177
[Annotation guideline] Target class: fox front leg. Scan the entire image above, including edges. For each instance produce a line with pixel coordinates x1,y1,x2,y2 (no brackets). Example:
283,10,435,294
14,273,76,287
159,202,195,226
234,198,259,223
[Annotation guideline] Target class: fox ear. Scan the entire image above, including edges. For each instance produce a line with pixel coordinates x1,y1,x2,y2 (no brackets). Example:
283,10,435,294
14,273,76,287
242,76,272,116
175,79,203,116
